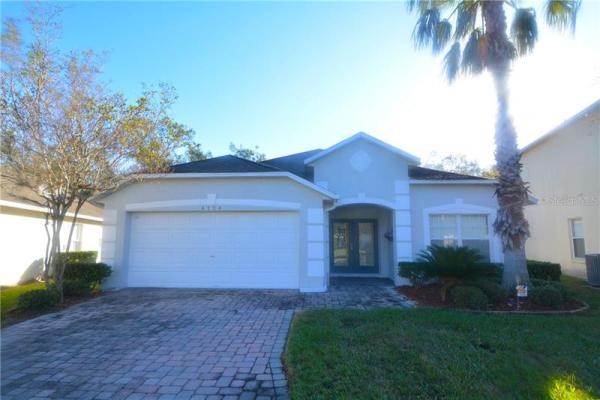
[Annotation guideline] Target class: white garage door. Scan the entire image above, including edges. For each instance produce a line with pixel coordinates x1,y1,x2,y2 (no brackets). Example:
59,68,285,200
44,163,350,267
127,211,300,288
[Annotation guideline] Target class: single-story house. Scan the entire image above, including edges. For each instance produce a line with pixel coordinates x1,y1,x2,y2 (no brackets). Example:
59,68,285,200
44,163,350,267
95,132,501,292
0,179,103,286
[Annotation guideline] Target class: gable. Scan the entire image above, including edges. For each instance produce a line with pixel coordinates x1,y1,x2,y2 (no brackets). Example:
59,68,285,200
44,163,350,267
304,132,420,166
309,135,411,200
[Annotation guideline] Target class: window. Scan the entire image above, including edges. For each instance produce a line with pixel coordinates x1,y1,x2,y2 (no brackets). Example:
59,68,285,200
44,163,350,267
570,219,586,259
72,223,83,251
429,214,490,261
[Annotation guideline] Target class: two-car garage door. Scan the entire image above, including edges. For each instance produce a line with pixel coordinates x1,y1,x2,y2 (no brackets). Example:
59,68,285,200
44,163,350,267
127,211,300,288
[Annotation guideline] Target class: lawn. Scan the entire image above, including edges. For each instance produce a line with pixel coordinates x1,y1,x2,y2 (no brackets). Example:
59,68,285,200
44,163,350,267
1,281,45,316
285,277,600,399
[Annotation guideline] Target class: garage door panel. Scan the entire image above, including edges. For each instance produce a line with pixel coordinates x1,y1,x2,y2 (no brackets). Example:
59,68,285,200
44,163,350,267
127,211,300,288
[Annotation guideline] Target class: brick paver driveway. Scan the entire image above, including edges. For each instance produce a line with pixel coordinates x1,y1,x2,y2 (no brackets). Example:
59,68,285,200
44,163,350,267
1,278,411,400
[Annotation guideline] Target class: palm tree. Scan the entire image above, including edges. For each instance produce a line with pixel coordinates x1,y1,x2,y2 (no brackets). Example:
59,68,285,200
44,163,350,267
407,0,581,288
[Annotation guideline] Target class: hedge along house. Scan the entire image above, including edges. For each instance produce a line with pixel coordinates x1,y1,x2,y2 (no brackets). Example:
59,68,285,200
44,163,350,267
94,132,501,292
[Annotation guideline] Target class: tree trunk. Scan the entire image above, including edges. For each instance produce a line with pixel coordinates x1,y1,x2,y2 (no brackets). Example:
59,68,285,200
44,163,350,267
482,0,531,289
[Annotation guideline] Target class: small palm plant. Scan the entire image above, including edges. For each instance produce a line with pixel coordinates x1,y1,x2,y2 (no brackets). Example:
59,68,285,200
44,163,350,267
417,245,489,301
407,0,581,289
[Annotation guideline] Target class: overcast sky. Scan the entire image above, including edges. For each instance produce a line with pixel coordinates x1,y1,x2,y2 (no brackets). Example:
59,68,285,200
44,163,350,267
2,1,599,167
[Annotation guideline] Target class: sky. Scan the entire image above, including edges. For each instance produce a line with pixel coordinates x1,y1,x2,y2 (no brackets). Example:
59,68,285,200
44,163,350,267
2,1,599,167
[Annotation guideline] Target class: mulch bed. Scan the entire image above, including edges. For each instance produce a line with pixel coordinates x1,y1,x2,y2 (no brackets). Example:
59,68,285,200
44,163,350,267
396,284,588,313
1,291,104,328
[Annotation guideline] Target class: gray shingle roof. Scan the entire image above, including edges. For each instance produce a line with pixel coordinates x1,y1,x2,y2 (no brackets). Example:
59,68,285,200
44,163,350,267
170,155,280,174
169,152,489,182
408,166,488,180
262,149,323,180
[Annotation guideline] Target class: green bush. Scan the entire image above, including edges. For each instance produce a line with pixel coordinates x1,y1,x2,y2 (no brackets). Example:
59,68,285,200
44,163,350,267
449,285,489,310
63,262,111,287
56,251,98,264
530,279,571,300
530,285,564,308
399,262,434,286
401,246,502,284
468,279,508,304
62,280,91,297
16,289,59,311
527,260,561,281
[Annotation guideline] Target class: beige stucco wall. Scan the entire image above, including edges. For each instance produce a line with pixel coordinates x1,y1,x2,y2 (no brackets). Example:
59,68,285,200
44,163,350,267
98,176,330,291
522,107,600,278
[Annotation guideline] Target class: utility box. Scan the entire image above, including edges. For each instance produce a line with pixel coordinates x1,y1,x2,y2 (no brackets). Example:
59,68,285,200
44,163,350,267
585,254,600,287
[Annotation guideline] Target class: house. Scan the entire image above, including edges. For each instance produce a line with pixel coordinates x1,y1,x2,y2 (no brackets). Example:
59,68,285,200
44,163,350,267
0,178,103,286
95,132,501,292
521,100,600,279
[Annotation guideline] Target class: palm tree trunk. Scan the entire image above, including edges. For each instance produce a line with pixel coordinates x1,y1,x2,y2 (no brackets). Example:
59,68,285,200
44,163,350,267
482,1,531,289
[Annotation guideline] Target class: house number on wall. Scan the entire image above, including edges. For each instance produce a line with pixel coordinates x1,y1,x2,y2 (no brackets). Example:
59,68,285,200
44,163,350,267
200,205,223,211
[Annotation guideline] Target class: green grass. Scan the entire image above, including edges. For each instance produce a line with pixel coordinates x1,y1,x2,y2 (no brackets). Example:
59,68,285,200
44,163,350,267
1,281,46,315
285,277,600,399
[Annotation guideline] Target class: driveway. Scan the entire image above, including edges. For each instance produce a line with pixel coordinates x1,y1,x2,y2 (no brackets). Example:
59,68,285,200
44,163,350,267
1,278,411,400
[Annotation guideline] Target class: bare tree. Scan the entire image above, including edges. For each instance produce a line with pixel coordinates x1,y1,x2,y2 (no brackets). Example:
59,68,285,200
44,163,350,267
0,5,193,301
229,142,266,162
424,152,498,178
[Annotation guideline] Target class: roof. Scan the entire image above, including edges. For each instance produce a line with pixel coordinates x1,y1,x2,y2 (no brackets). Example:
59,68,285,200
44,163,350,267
0,175,104,219
521,98,600,154
171,155,280,173
304,132,421,165
169,148,488,182
408,166,488,181
262,149,322,180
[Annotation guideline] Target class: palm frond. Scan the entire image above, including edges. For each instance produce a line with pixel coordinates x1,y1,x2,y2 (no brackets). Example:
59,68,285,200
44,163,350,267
511,8,538,56
454,0,479,40
407,0,455,14
412,8,441,49
461,29,484,75
443,42,461,83
544,0,581,32
433,20,453,54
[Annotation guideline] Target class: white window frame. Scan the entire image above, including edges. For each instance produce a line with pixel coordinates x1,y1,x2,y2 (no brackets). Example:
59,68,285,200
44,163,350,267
569,218,585,261
72,223,83,251
423,200,501,262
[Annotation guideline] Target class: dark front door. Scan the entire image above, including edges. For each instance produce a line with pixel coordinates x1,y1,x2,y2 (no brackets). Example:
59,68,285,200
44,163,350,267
330,219,378,273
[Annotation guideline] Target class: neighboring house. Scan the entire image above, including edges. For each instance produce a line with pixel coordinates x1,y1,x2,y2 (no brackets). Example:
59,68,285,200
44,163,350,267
95,132,501,292
0,180,103,286
521,100,600,279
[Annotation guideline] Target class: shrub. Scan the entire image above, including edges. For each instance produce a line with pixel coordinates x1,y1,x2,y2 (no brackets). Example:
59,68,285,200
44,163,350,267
449,285,489,310
63,262,111,287
16,289,58,311
399,262,435,286
62,280,91,297
417,245,485,279
56,251,98,264
407,246,502,301
468,279,508,304
530,285,564,308
527,260,561,281
530,279,571,300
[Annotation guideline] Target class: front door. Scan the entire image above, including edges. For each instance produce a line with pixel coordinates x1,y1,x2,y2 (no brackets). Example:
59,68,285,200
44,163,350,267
330,219,378,273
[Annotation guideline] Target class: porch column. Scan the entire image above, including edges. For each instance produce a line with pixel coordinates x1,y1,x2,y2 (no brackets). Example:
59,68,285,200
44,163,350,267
302,207,327,292
394,180,412,285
